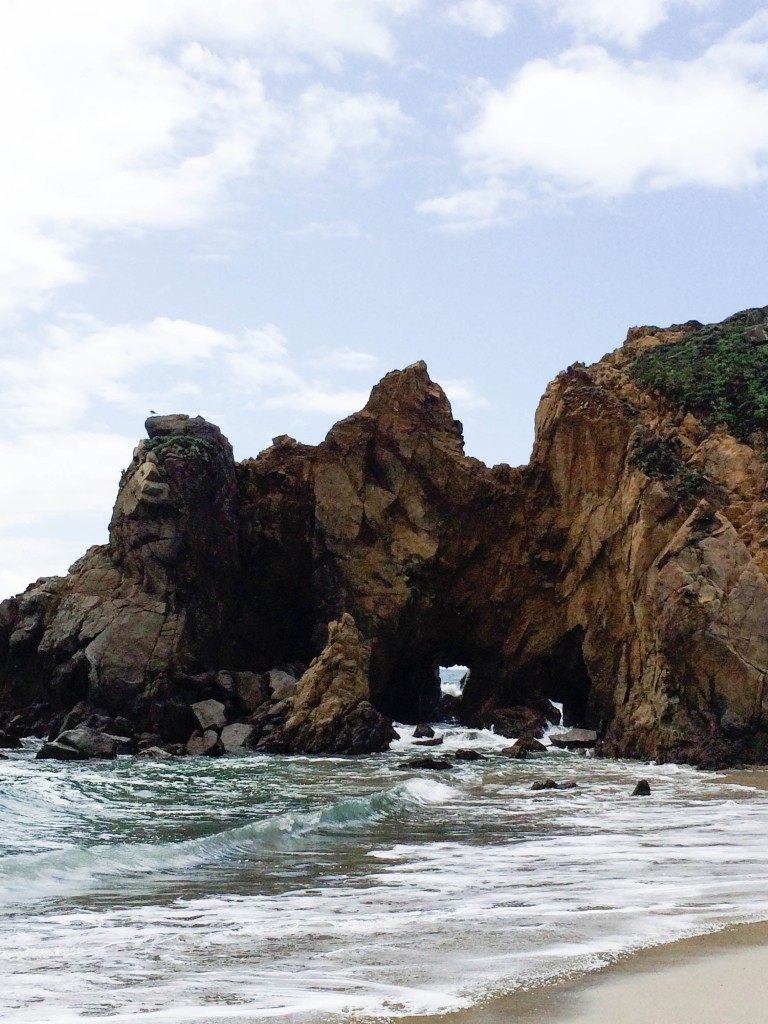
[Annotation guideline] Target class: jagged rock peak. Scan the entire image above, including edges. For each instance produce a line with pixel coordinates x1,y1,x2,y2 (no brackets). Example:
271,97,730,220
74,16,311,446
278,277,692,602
329,359,464,451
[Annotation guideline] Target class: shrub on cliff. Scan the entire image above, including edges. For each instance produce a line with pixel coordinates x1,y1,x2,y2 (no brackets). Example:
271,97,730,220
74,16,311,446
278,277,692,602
631,310,768,443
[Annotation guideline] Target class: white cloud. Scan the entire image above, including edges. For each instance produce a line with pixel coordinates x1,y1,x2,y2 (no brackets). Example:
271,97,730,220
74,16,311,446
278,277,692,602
286,220,363,239
314,349,382,372
416,180,524,229
421,15,768,225
441,379,491,410
539,0,712,48
0,317,232,429
447,0,514,38
0,2,416,315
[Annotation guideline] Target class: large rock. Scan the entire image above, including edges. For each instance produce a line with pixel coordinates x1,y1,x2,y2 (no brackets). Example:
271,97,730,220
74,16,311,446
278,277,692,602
36,726,117,760
220,722,255,753
191,699,227,732
260,614,396,754
6,312,768,765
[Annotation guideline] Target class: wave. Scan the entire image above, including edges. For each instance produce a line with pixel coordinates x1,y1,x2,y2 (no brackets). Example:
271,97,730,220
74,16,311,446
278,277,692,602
0,775,456,904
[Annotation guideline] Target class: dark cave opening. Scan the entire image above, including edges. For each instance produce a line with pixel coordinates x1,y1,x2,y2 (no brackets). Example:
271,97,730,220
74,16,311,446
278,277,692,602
505,628,593,728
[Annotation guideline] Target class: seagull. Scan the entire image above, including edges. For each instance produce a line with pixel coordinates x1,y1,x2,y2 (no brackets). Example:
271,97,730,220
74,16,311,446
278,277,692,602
150,409,157,414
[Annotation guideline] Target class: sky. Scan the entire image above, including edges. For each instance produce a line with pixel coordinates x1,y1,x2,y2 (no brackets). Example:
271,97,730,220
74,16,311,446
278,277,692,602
2,0,768,598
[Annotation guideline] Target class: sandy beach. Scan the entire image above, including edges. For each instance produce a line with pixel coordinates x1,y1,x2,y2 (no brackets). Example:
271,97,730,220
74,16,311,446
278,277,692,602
403,769,768,1024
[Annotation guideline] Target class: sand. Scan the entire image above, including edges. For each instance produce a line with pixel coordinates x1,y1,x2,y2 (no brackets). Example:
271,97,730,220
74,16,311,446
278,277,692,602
402,768,768,1024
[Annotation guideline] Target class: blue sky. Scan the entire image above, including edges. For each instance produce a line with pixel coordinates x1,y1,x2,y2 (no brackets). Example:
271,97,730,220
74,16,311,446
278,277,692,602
1,0,767,597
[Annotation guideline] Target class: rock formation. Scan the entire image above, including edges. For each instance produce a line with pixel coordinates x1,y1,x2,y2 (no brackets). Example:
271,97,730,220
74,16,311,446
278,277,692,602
4,307,768,766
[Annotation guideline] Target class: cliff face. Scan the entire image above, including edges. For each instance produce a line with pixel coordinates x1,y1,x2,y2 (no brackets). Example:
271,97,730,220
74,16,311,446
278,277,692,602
3,309,768,765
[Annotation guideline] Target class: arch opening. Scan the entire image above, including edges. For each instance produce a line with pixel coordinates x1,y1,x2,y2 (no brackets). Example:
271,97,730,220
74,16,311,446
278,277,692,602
501,628,594,729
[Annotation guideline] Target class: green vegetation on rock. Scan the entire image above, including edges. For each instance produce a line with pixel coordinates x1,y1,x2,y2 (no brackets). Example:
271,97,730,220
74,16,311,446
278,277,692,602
631,308,768,443
145,434,215,460
628,428,707,502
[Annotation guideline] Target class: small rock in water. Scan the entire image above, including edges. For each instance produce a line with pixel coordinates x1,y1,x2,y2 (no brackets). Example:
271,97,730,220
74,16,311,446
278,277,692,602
549,729,597,750
530,779,577,791
454,748,486,761
136,746,175,760
632,779,651,796
413,723,435,739
414,736,443,746
396,757,453,771
187,729,224,757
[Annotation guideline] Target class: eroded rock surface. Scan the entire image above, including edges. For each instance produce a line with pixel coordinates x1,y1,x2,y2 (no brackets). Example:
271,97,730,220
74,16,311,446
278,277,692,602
4,311,768,764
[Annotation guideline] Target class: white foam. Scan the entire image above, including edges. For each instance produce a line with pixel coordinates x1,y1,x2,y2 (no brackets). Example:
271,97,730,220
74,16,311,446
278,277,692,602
3,746,768,1023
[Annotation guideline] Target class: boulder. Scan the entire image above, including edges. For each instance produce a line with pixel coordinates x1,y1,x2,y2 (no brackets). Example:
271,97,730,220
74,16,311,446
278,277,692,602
221,722,255,753
36,726,117,761
266,669,300,702
234,672,270,714
453,748,485,761
137,746,175,760
413,723,435,738
187,729,224,756
396,757,454,770
191,699,227,732
531,779,577,790
107,734,136,755
502,738,548,757
0,734,22,749
549,729,598,750
632,779,651,796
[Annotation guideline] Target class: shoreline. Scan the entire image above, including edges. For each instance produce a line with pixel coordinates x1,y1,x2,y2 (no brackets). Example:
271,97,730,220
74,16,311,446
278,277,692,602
401,767,768,1024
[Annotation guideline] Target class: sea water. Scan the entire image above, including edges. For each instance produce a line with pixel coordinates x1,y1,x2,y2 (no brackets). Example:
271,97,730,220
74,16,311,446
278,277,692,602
2,682,768,1022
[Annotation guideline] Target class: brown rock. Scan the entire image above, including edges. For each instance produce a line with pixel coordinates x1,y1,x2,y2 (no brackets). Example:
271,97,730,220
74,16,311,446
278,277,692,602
453,748,485,761
396,757,453,770
5,310,768,766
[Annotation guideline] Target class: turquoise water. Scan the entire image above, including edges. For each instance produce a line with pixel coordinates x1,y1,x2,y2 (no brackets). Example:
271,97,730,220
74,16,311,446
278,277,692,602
2,716,768,1023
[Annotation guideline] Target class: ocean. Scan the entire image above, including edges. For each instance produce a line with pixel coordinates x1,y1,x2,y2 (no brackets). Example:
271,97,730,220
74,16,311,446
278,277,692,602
3,669,768,1023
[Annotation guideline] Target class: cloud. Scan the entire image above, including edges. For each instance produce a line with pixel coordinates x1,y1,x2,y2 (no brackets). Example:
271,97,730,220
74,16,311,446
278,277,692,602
447,0,514,38
0,317,232,429
441,378,491,410
0,315,383,436
538,0,712,49
286,220,363,239
0,2,416,315
314,349,382,371
420,14,768,225
416,180,524,229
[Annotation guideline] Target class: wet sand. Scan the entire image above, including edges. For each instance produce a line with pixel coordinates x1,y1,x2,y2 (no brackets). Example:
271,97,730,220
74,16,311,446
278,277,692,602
403,768,768,1024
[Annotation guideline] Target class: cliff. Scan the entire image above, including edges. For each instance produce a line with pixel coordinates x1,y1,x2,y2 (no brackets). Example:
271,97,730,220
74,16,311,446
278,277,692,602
3,307,768,766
